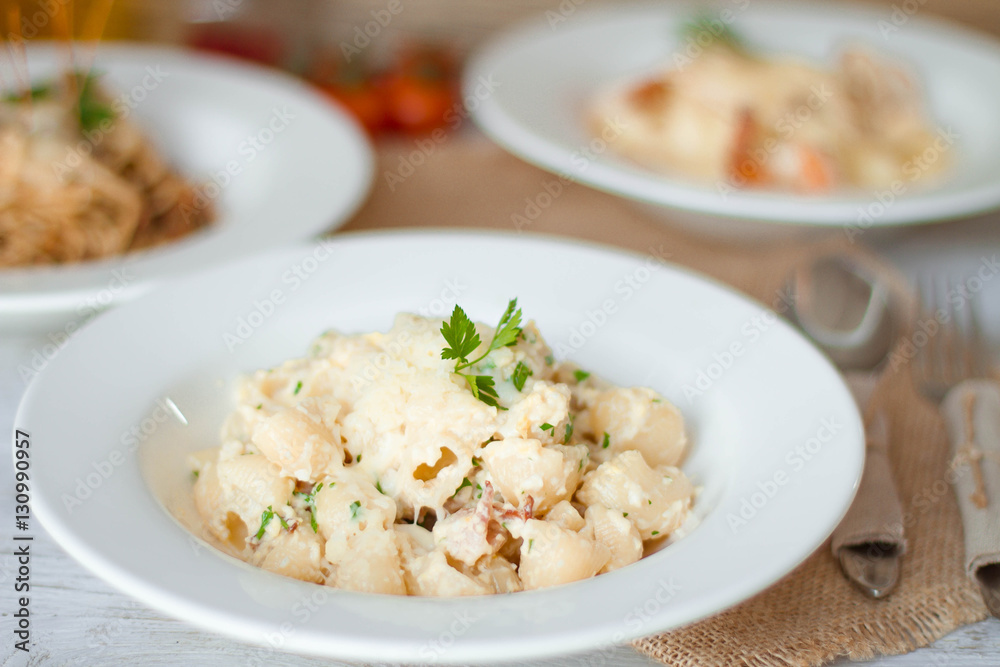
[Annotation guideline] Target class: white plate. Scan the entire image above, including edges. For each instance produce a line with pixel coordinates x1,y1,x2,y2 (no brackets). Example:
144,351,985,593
465,1,1000,235
17,231,863,663
0,43,373,331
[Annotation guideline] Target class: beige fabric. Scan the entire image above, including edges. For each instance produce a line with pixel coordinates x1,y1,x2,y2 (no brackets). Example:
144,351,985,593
943,380,1000,579
830,375,906,557
341,138,989,666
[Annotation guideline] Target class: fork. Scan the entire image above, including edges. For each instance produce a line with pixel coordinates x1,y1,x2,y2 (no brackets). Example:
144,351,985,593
912,275,998,617
912,276,991,403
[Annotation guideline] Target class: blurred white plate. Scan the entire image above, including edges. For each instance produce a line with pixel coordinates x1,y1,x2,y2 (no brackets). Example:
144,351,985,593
464,1,1000,238
18,231,863,663
0,43,373,331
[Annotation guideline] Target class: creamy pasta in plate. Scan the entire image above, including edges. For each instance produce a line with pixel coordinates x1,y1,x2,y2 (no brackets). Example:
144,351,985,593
190,300,694,595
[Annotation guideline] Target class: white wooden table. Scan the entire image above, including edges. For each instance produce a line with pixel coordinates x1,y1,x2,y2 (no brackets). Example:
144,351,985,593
2,215,999,666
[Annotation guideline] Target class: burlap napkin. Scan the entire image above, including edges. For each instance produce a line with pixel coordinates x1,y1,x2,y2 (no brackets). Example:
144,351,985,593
943,380,1000,611
341,137,989,666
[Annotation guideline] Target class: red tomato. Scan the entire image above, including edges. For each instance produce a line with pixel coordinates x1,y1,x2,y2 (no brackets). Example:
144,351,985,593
318,83,386,135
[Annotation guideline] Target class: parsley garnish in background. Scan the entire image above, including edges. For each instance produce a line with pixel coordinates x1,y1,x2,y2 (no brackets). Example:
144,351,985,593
540,423,554,433
679,11,748,55
573,370,590,382
6,72,117,133
440,299,523,408
512,361,532,391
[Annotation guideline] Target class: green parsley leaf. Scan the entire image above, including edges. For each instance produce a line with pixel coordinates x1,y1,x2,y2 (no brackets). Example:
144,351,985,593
602,432,611,449
528,538,534,552
512,361,532,391
310,512,319,533
544,354,555,366
466,374,503,409
255,506,275,540
255,404,263,410
489,299,522,351
349,500,362,520
680,11,747,55
564,414,575,444
573,369,591,382
376,480,385,495
452,477,473,497
441,305,482,362
623,512,629,518
648,499,653,505
651,530,660,536
191,470,199,480
76,73,115,131
441,300,523,409
540,422,554,432
472,457,482,467
293,381,303,395
278,515,289,529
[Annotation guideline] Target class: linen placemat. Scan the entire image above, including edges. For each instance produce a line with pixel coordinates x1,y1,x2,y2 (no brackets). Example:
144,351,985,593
340,137,989,666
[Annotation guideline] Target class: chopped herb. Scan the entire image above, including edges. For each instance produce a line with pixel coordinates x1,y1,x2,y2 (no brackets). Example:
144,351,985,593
564,414,576,444
651,531,660,536
293,381,303,395
544,354,555,366
349,501,362,520
356,454,362,463
472,456,482,467
255,404,263,410
452,477,473,497
440,299,523,409
578,458,585,472
501,521,509,530
278,515,289,529
540,423,554,433
476,482,483,499
512,361,533,391
602,432,611,449
191,470,199,480
8,72,118,132
376,480,385,495
648,499,653,505
623,512,629,518
293,483,323,533
573,369,591,382
680,11,747,54
652,398,662,403
528,539,535,552
255,506,275,540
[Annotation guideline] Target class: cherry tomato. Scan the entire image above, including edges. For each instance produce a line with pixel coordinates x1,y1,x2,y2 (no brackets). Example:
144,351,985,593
318,82,387,135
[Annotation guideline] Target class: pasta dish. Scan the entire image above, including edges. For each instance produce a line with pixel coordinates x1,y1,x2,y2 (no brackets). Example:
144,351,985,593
590,21,946,193
191,300,695,595
0,73,214,267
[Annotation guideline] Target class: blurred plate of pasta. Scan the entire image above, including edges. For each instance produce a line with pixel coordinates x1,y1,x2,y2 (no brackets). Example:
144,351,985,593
17,231,864,663
465,1,1000,239
0,43,373,331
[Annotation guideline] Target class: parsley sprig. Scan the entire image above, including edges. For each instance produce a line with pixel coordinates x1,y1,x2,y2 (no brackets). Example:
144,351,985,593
441,299,523,408
5,71,116,132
